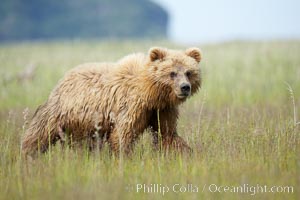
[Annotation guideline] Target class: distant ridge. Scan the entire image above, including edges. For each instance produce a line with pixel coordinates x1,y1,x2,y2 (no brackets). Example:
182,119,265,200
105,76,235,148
0,0,169,42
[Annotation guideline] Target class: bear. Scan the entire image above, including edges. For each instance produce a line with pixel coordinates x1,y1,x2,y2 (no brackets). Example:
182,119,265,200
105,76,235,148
21,47,202,156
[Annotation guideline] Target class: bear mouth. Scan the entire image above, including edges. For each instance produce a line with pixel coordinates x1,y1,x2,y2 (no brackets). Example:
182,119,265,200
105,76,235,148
177,93,190,99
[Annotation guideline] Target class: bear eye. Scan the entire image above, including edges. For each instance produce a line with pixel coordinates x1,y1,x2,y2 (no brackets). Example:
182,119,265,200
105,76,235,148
170,72,177,78
186,71,192,77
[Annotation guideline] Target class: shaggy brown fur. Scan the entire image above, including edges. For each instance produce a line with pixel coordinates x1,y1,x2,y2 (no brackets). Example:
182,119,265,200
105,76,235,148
21,47,202,156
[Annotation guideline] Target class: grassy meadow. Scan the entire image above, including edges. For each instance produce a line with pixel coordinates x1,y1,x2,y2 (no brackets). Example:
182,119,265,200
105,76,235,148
0,40,299,199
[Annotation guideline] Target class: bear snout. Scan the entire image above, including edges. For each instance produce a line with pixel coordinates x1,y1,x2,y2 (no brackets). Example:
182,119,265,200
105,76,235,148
180,83,191,95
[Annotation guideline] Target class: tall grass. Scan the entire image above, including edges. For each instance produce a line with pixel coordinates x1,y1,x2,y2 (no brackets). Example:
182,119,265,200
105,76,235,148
0,40,299,199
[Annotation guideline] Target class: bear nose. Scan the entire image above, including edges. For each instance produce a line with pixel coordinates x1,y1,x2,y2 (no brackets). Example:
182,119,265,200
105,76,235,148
180,83,191,93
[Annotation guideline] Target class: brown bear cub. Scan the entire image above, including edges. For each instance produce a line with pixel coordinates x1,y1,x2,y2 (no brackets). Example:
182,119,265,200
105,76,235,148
21,47,202,156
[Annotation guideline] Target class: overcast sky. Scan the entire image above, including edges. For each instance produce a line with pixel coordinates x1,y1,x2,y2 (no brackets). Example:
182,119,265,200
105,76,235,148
153,0,300,44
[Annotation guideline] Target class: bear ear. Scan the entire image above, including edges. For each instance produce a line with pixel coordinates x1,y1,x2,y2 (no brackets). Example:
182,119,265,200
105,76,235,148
149,47,167,62
186,47,202,63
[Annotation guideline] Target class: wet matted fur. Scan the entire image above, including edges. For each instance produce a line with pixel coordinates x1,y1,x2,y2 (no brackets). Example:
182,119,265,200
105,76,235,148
21,47,202,156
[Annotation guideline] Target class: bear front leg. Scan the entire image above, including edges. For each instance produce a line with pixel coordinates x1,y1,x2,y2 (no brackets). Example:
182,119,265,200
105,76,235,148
150,108,192,154
161,132,192,154
108,128,135,155
108,117,146,155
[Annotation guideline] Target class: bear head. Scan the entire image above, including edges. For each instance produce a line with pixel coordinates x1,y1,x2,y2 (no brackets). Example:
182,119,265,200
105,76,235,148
147,47,202,105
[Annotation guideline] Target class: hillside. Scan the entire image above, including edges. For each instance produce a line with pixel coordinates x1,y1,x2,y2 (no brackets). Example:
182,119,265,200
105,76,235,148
0,0,168,41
